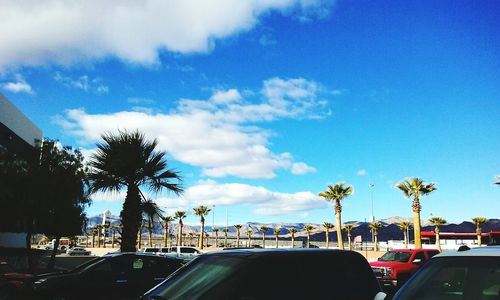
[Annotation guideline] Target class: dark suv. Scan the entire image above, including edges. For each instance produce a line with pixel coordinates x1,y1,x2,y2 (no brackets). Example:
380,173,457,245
142,249,385,300
21,252,184,300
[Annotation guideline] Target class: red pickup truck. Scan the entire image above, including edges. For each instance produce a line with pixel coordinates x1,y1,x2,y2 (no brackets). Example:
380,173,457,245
370,248,440,292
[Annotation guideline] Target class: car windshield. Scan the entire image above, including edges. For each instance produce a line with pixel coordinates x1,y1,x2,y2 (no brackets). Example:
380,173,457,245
150,255,248,299
394,256,500,300
379,251,411,262
70,257,105,273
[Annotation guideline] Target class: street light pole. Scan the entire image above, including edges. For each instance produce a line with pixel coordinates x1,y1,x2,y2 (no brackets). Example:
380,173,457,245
212,205,215,232
369,183,375,242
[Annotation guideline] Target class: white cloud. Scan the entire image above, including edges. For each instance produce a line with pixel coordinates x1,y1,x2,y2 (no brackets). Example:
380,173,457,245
54,72,109,94
54,77,330,179
1,74,33,94
154,180,327,217
291,162,316,174
0,0,334,70
357,169,367,176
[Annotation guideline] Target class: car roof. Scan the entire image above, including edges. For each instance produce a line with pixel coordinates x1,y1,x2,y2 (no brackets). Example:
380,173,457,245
205,248,357,258
103,252,181,259
434,246,500,258
389,248,438,252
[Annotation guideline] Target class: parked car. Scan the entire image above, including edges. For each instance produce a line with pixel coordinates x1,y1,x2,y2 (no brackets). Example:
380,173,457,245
21,252,184,300
370,248,439,293
141,249,386,300
156,246,202,260
393,246,500,300
65,247,91,256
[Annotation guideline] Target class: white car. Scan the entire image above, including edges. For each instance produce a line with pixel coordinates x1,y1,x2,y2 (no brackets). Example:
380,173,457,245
66,247,91,256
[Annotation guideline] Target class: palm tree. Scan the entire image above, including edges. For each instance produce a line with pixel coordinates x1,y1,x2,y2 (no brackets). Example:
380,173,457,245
247,228,253,247
429,217,446,251
88,130,183,252
110,224,120,248
193,206,211,249
396,178,437,249
174,211,187,246
102,223,110,248
289,228,297,248
187,233,194,246
398,221,412,249
137,221,144,249
369,222,382,251
304,225,314,248
222,227,229,247
91,226,98,248
142,199,163,247
204,232,210,248
96,224,102,247
234,225,243,247
274,227,281,248
318,183,353,250
161,216,174,247
323,222,334,249
259,226,269,248
343,224,357,250
213,228,219,247
472,217,488,246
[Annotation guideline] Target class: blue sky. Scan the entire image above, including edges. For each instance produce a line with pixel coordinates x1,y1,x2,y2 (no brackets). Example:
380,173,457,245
1,0,499,226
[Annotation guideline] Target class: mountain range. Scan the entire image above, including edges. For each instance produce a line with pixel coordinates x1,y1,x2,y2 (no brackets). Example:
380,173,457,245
87,214,500,242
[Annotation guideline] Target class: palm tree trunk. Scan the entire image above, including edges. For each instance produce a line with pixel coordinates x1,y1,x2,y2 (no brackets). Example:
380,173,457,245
262,234,266,248
137,226,142,249
163,223,168,247
335,202,344,249
148,227,153,247
412,197,422,249
92,234,95,248
97,231,101,248
224,232,228,247
199,220,205,249
307,233,310,248
236,231,240,247
476,224,482,246
111,230,115,248
291,235,294,248
120,185,143,252
348,233,352,250
178,221,183,246
325,229,329,249
435,227,441,251
275,235,278,248
215,232,218,246
403,230,408,248
374,234,379,251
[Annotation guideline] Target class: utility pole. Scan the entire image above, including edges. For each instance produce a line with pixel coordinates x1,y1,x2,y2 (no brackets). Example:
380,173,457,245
212,205,215,232
369,183,375,242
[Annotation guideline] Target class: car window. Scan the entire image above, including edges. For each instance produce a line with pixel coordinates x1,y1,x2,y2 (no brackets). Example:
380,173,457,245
413,252,426,263
144,248,159,253
427,251,439,259
180,248,196,254
394,257,500,300
379,251,412,262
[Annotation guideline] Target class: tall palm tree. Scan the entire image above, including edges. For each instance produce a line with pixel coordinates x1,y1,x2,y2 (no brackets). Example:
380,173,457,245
193,206,211,249
213,228,219,247
289,228,297,248
369,222,382,251
102,223,110,248
304,225,314,248
91,226,97,248
247,228,253,247
274,227,281,248
398,221,412,249
259,226,269,248
318,183,353,250
323,222,334,249
174,211,187,246
110,224,120,248
396,178,437,249
161,216,174,248
222,227,229,247
204,232,210,248
96,224,102,248
429,217,446,251
88,130,183,252
472,217,488,246
137,221,144,249
234,225,243,247
343,224,357,251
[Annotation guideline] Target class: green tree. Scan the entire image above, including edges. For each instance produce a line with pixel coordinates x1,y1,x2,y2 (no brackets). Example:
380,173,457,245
304,225,314,248
318,183,353,250
88,130,183,252
398,221,412,249
343,224,357,250
472,217,488,246
429,217,446,251
247,228,253,247
323,222,335,249
213,228,219,247
142,199,163,247
234,225,243,247
288,228,297,248
193,205,211,249
396,178,437,249
222,227,229,247
368,222,382,251
174,211,187,246
274,227,281,248
259,226,269,248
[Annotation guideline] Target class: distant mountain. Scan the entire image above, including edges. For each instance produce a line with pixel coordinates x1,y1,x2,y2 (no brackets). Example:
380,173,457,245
86,213,500,241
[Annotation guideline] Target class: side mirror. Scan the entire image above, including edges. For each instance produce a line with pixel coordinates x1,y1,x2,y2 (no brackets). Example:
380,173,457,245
377,257,381,261
374,292,387,300
412,258,422,264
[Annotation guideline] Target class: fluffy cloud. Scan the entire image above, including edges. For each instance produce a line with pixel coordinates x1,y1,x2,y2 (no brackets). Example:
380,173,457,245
0,0,334,70
154,180,328,217
1,74,33,94
357,169,367,176
55,77,329,179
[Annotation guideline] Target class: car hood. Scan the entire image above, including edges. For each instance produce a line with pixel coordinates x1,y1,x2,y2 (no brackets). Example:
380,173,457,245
370,261,407,268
